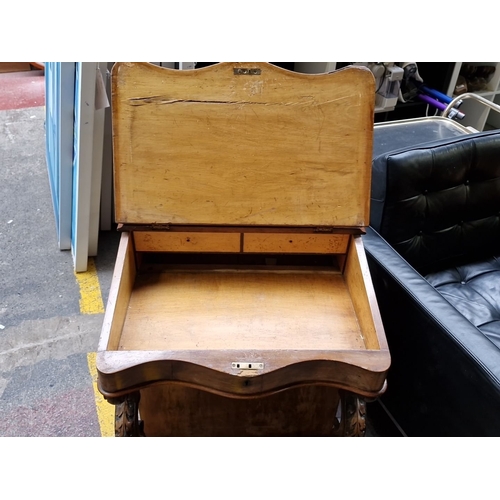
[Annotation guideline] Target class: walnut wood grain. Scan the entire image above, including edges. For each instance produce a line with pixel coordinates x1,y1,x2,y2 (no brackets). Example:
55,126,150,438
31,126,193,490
96,349,389,399
138,384,341,436
243,233,349,254
118,271,365,352
134,231,241,253
332,390,367,437
112,62,374,227
118,224,364,234
344,235,387,350
99,232,136,351
133,230,350,254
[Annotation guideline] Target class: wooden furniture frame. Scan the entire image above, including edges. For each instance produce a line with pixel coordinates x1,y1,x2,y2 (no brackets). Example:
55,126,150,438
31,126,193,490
97,62,390,436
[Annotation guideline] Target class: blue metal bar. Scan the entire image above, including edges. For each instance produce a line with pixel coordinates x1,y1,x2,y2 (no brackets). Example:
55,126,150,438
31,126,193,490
419,85,454,105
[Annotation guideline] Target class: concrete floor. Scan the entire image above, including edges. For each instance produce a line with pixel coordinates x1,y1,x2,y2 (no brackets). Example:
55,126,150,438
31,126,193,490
0,67,401,437
0,102,121,436
0,70,121,436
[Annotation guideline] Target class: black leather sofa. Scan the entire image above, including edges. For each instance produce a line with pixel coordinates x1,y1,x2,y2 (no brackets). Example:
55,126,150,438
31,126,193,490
364,129,500,436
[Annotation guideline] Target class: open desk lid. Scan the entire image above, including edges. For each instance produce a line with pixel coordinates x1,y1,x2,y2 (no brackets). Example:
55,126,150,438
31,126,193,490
112,62,374,228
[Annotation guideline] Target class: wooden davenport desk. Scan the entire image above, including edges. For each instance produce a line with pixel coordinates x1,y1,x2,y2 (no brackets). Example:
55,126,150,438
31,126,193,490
96,62,390,436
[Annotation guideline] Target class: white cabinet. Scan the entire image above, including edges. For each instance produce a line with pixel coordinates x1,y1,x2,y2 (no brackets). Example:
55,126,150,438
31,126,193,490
445,62,500,131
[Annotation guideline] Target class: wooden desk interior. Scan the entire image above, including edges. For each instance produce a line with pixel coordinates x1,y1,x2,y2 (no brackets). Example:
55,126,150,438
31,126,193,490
118,269,366,352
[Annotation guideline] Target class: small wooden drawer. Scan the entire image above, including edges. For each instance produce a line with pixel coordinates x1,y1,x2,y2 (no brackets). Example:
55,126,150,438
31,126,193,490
243,233,349,254
134,231,240,253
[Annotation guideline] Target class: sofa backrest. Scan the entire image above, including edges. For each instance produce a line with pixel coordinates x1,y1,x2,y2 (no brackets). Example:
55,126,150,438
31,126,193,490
370,129,500,273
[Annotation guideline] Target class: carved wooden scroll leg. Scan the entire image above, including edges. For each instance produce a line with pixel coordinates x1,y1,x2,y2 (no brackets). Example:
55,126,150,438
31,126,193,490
332,391,367,437
112,392,145,437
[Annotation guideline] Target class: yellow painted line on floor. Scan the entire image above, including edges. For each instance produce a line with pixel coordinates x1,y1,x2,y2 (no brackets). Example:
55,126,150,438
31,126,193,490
87,352,114,437
74,258,105,314
78,259,113,435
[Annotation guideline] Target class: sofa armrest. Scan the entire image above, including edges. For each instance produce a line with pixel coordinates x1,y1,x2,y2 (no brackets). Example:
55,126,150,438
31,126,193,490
363,226,500,436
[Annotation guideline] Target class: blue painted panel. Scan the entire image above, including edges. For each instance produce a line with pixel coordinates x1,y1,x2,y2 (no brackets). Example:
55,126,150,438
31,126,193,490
44,62,75,250
71,63,81,254
45,63,60,232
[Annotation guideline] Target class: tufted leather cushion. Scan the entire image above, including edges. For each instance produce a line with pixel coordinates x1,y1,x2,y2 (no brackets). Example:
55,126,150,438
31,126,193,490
364,226,500,436
367,129,500,435
425,255,500,346
371,130,500,274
